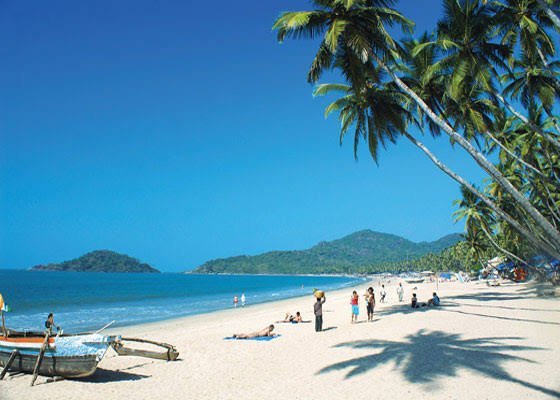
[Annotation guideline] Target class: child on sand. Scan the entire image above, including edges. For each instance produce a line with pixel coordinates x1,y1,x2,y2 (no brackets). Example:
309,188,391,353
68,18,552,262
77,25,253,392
350,291,359,323
411,293,419,309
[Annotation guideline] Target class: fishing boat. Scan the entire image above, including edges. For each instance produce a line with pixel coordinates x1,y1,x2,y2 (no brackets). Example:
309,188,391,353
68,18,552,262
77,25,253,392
0,293,179,385
404,277,425,284
0,330,118,378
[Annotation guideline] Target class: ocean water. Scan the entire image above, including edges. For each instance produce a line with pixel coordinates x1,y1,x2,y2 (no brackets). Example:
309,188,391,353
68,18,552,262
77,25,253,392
0,270,363,333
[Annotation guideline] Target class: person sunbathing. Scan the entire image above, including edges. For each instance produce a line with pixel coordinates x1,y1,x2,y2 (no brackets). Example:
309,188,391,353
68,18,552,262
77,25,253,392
233,324,276,339
277,311,303,323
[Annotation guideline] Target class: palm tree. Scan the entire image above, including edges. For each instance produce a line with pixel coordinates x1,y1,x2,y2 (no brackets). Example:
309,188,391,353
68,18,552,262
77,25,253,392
314,80,560,258
502,54,560,134
272,0,560,250
535,0,560,31
490,0,557,62
399,32,448,136
453,186,530,265
463,227,490,270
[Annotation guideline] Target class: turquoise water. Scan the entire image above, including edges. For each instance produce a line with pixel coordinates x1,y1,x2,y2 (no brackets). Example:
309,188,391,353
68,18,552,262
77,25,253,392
0,270,362,333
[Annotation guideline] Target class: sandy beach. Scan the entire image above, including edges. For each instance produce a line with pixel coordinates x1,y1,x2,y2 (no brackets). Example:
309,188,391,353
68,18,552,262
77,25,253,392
2,279,559,400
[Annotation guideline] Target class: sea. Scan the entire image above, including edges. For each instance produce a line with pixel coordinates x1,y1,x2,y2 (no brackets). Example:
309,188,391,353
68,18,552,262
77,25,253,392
0,270,363,333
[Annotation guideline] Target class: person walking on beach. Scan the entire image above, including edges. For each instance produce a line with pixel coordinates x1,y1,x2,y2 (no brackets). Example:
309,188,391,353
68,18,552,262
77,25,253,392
365,287,375,322
350,291,359,323
233,296,239,308
397,283,404,302
314,294,326,332
380,285,387,303
241,293,246,307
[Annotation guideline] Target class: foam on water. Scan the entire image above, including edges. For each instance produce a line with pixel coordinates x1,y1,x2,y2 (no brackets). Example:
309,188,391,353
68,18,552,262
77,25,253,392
0,270,363,333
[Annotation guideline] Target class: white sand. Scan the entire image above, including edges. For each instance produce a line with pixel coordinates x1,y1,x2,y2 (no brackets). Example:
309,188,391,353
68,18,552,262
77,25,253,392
2,279,560,400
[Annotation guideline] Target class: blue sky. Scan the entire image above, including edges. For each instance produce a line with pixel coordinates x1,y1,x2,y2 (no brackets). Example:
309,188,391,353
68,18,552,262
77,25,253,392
0,0,489,271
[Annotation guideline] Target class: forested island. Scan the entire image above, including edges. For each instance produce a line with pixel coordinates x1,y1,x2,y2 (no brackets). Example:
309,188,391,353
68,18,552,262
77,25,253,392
31,250,159,273
192,230,463,274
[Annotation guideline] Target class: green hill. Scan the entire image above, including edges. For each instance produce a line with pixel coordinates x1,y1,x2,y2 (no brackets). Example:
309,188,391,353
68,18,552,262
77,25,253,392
31,250,159,273
192,230,462,274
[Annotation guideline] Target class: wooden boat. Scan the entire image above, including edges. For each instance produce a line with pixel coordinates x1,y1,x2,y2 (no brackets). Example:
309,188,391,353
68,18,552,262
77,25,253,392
404,277,425,284
0,330,118,378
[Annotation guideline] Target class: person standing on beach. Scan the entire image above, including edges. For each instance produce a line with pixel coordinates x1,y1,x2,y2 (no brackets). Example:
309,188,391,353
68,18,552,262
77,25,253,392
397,283,404,302
380,285,387,303
365,287,375,322
350,291,359,323
233,296,238,308
314,294,326,332
241,293,246,307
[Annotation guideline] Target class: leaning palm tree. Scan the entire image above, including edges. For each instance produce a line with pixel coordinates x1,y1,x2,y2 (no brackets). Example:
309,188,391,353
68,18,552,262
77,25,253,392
315,80,560,258
273,0,560,251
453,186,530,265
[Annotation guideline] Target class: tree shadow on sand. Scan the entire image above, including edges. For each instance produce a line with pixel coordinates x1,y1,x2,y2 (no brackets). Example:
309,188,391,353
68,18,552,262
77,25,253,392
446,291,528,302
317,329,559,398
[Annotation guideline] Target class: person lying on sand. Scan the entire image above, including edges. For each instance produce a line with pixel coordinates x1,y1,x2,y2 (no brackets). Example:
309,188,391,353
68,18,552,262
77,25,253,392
233,324,276,339
277,312,305,323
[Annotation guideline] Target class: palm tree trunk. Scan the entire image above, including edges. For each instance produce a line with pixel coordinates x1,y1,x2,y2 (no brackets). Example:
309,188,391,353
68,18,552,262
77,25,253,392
402,130,560,259
485,131,548,179
478,224,530,266
372,53,560,250
493,92,560,152
537,0,560,29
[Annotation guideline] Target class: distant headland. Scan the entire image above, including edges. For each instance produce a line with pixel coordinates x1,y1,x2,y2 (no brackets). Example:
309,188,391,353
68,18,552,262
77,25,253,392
31,250,160,273
191,230,462,275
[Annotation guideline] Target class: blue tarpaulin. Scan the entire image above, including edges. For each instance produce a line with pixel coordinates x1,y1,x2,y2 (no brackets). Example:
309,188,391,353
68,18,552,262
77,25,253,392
496,261,515,271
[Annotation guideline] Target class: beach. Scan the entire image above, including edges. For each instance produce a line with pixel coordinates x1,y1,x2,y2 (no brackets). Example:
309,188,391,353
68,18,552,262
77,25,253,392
2,279,559,400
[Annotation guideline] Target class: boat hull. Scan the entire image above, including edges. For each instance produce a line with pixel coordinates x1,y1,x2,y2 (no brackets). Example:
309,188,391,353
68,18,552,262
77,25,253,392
0,350,99,378
0,332,116,378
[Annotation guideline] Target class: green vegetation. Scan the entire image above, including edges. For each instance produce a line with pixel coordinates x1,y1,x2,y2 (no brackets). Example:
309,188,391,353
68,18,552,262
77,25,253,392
193,230,461,274
31,250,159,273
370,240,497,275
272,0,560,272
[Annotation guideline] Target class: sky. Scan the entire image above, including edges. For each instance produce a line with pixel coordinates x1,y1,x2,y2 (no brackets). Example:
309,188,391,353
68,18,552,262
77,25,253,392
0,0,490,272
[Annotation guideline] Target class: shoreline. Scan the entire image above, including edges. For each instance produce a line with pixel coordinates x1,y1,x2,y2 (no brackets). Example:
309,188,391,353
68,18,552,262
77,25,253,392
2,271,364,334
109,278,376,336
4,278,559,400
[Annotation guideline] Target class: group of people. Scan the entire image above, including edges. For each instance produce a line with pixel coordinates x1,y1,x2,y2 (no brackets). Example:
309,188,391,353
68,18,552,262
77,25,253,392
233,282,442,339
233,293,246,308
411,292,440,308
350,283,442,322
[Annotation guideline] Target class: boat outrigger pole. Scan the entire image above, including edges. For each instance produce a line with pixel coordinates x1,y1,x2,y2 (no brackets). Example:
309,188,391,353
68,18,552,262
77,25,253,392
112,337,179,361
